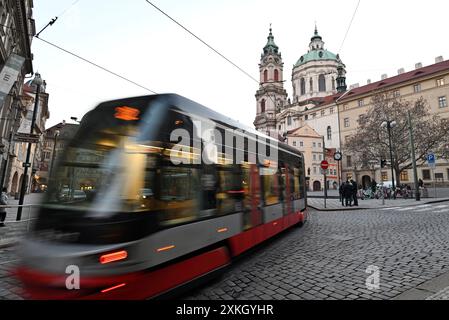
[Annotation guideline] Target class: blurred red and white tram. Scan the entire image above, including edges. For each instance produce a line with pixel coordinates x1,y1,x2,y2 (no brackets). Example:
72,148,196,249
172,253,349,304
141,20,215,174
15,94,308,299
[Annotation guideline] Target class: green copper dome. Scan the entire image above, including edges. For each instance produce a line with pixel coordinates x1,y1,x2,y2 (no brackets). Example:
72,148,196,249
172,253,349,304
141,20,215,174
294,49,338,67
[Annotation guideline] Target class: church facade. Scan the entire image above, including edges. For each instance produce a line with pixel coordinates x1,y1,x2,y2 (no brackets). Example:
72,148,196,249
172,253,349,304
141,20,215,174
254,27,347,190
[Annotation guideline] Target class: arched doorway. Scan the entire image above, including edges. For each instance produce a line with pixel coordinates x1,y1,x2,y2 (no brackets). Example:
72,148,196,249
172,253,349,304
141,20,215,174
362,175,372,189
313,181,321,192
11,172,18,195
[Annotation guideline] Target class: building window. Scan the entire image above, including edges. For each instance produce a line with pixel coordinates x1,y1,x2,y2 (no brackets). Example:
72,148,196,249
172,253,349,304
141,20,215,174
300,78,306,95
393,90,400,98
347,156,352,167
287,116,292,125
310,78,313,92
327,126,332,140
278,125,281,131
293,141,297,147
274,69,279,82
312,113,316,119
332,77,335,90
321,110,325,116
437,78,445,87
263,70,268,82
319,74,326,92
313,167,317,174
381,172,388,181
305,114,308,120
318,143,321,148
438,96,448,108
358,99,364,107
300,141,304,147
330,107,334,114
422,169,431,180
313,154,317,161
319,154,323,161
414,83,421,93
400,171,409,181
435,173,444,182
313,142,316,148
344,118,350,128
261,99,265,113
343,104,349,111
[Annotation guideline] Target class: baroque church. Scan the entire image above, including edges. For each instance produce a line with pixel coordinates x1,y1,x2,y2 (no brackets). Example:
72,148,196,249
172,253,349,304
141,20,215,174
254,26,347,141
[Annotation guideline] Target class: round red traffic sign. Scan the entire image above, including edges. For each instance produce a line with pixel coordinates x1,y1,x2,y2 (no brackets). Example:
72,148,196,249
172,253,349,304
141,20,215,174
320,160,329,170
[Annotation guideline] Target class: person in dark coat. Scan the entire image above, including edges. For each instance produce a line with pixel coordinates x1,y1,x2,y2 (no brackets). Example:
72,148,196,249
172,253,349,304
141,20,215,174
351,180,358,206
343,181,353,207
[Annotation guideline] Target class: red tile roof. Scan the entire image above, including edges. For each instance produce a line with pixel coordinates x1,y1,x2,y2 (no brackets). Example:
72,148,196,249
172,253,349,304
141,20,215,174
337,59,449,103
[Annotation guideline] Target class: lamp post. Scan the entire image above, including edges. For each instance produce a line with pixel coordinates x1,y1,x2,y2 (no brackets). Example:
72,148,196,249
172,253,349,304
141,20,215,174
49,129,60,178
16,73,43,221
381,120,397,198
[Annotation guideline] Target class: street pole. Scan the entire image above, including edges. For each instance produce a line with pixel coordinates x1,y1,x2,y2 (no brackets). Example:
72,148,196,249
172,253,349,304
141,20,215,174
387,123,396,198
407,111,420,201
49,130,59,178
17,74,42,221
322,136,327,209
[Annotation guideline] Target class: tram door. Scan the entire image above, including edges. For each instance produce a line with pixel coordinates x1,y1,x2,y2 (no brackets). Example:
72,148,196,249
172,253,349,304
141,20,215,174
242,164,262,230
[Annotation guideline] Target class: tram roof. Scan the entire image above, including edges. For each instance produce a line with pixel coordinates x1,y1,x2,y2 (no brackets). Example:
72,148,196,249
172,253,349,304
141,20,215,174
88,93,302,158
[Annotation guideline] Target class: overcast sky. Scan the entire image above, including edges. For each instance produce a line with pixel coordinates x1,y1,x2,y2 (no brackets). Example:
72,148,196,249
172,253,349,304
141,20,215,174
32,0,449,128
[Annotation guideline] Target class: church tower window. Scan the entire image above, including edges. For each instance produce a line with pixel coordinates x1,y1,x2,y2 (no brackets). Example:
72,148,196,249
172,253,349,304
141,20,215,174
319,74,326,92
261,99,266,113
274,69,279,82
310,78,313,92
332,77,335,90
300,78,305,95
263,70,268,82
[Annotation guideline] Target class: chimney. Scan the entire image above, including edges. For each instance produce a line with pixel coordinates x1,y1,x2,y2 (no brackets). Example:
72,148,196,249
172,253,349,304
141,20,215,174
367,79,371,84
435,56,444,63
381,74,388,80
415,62,423,69
398,68,405,75
349,83,360,89
353,83,359,88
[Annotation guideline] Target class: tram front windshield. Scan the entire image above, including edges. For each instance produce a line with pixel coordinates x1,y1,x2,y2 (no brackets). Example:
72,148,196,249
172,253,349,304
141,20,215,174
44,99,166,216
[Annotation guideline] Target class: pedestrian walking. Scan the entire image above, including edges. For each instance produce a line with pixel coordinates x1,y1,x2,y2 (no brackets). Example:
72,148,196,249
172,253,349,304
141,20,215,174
351,180,359,206
0,187,8,227
343,181,353,207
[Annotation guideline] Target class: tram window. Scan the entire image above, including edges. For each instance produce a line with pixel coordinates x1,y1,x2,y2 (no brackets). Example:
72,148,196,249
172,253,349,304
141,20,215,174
293,168,301,200
217,166,243,215
200,166,217,213
289,167,295,197
158,166,200,226
261,167,280,206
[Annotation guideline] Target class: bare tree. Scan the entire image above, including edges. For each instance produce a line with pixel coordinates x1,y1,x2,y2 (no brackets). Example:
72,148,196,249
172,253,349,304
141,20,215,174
344,92,449,185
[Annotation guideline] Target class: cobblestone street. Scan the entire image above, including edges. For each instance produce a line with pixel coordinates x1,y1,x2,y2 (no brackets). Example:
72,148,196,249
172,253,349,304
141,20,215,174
184,202,449,300
2,201,449,300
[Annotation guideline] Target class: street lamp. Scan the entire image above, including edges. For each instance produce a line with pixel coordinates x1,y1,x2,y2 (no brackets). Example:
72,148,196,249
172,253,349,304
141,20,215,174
17,73,43,221
381,120,397,198
49,129,60,178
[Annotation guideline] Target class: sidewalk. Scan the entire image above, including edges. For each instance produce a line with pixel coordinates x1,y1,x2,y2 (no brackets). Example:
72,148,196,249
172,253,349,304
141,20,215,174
308,196,449,211
0,193,43,248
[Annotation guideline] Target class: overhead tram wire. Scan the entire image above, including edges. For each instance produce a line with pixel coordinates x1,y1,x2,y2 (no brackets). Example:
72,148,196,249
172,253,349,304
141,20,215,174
36,0,83,37
338,0,361,54
35,37,158,94
143,1,281,110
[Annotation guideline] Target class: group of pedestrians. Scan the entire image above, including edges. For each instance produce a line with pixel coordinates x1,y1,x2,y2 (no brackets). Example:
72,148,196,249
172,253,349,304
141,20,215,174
339,180,358,207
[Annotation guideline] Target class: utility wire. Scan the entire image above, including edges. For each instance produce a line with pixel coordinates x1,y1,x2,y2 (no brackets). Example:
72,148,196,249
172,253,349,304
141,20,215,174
338,0,361,54
36,0,82,37
144,0,259,84
35,37,158,94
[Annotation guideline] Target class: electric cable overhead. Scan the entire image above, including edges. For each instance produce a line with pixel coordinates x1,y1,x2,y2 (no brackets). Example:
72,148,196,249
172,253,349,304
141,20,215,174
36,0,83,37
35,37,158,94
338,0,361,54
143,0,259,84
